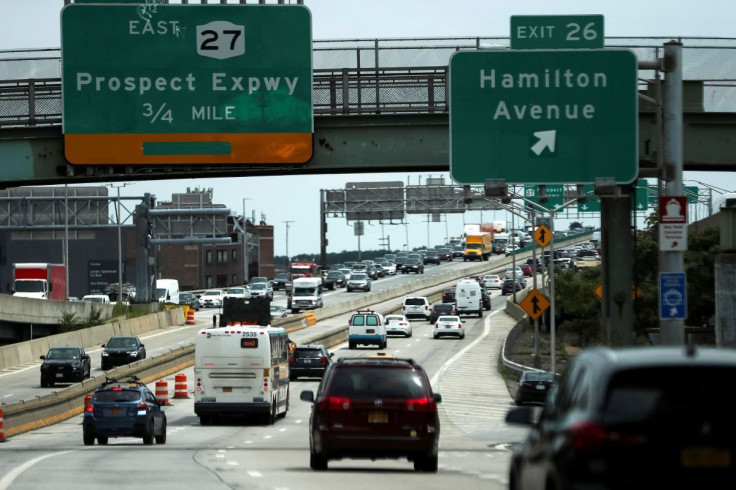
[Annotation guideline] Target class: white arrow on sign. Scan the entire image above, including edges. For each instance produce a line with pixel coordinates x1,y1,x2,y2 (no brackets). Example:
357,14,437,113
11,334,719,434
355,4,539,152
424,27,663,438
531,130,556,156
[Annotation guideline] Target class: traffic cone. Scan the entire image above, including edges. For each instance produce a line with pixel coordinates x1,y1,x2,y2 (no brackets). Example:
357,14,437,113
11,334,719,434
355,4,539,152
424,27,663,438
155,379,169,405
174,373,188,399
186,309,195,325
0,408,5,442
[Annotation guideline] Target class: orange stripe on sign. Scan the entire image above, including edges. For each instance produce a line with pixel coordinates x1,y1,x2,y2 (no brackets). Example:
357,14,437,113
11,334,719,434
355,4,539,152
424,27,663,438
64,133,313,165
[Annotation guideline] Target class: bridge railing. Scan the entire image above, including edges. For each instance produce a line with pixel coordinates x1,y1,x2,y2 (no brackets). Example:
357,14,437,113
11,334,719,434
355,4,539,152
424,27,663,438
2,37,736,128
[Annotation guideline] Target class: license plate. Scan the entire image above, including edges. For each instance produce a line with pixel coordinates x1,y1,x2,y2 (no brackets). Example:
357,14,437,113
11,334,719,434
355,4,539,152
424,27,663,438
303,359,312,364
536,384,546,390
56,373,64,378
109,408,121,415
367,329,375,334
681,447,731,468
223,387,232,393
368,411,388,423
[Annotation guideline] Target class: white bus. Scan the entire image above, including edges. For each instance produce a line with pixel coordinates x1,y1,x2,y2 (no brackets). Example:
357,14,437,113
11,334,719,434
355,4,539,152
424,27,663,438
194,324,290,425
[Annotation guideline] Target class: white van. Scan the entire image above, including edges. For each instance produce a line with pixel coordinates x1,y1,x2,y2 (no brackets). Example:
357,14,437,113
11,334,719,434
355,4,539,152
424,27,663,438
82,294,111,304
289,277,323,314
455,279,483,318
155,279,180,304
348,309,387,349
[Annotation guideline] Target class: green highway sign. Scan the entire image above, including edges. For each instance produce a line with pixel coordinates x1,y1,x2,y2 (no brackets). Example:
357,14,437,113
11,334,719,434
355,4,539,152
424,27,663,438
577,184,600,213
61,4,313,165
524,184,563,211
450,49,638,185
633,179,649,211
511,15,604,49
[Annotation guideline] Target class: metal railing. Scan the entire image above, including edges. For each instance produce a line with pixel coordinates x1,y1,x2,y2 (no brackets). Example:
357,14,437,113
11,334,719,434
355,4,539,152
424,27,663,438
2,37,736,128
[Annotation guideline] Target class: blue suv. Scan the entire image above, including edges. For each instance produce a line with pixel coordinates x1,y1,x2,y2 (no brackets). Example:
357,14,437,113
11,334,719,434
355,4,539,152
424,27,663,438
83,376,167,446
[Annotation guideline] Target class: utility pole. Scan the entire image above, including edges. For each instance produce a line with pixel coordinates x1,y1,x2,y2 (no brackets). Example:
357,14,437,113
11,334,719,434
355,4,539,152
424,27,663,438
109,183,131,303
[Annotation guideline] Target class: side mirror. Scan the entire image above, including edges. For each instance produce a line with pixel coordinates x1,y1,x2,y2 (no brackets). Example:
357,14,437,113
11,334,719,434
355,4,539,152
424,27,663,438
40,355,46,360
139,343,145,348
101,344,106,348
433,393,442,403
82,354,90,360
300,390,315,403
329,353,335,358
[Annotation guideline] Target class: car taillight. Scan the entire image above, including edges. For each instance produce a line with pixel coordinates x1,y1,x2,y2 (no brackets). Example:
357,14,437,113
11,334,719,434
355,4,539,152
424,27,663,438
320,396,352,411
424,305,428,310
457,323,462,329
521,382,533,388
405,397,436,413
136,401,148,415
85,404,94,412
320,356,328,365
570,422,645,450
435,323,439,328
289,355,295,364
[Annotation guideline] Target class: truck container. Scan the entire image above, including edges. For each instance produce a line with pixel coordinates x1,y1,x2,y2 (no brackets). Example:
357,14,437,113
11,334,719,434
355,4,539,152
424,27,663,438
463,233,492,261
12,263,66,300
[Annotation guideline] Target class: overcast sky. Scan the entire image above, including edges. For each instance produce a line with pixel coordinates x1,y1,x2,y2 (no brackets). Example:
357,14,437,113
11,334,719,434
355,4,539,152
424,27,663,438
2,0,735,255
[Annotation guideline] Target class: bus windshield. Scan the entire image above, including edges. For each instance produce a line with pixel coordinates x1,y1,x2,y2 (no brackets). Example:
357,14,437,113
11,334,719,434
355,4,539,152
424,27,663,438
293,287,318,296
14,280,46,292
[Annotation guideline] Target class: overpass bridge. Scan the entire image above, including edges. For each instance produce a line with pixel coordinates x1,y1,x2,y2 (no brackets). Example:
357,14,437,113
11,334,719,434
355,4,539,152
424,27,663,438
1,37,736,188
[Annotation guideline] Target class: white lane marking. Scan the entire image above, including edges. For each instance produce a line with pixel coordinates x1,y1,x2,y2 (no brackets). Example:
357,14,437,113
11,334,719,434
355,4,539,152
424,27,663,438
3,394,13,398
244,440,253,444
263,435,272,439
0,451,74,490
218,449,227,453
279,428,287,432
294,419,303,424
430,310,501,388
247,470,263,478
216,454,225,458
227,461,239,466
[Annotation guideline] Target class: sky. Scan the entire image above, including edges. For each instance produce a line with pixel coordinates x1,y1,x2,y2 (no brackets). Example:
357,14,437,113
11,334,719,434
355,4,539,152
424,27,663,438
1,0,735,255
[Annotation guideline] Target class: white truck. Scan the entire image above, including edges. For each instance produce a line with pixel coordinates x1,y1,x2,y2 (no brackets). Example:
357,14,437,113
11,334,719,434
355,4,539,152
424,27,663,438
289,276,323,314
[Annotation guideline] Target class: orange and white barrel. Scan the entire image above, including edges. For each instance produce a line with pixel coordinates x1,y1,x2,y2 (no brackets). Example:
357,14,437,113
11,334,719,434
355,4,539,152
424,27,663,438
155,379,169,405
186,309,195,325
174,373,188,399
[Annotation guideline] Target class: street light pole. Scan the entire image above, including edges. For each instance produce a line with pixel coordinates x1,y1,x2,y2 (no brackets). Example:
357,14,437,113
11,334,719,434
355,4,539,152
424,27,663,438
109,183,131,304
242,198,252,285
284,220,294,264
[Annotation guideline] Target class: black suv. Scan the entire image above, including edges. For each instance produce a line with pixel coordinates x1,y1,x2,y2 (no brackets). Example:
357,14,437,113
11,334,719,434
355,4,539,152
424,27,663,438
40,346,91,386
83,375,166,446
300,357,442,472
101,336,146,370
271,272,290,291
428,302,456,323
289,344,334,380
423,250,441,265
400,258,425,274
506,346,736,489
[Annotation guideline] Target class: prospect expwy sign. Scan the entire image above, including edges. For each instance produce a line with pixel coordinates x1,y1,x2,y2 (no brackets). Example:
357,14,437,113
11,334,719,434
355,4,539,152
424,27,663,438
450,49,637,185
61,4,313,165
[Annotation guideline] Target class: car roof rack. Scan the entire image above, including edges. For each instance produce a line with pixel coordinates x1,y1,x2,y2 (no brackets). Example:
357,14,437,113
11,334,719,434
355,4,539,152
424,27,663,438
336,357,418,367
100,375,146,388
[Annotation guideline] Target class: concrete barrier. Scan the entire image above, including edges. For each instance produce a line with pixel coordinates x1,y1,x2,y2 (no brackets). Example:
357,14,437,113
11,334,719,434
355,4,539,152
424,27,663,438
0,294,116,325
0,308,184,372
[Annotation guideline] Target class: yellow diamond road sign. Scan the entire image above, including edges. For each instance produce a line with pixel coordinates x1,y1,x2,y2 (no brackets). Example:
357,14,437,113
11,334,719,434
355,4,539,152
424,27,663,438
520,288,550,321
534,224,551,248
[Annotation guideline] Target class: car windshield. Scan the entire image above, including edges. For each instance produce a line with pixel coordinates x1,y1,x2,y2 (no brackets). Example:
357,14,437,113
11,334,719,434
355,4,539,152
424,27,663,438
525,372,556,382
327,272,342,278
46,348,79,360
329,368,426,398
93,390,140,403
106,337,137,349
438,316,459,322
295,348,322,359
434,305,453,312
180,293,193,301
385,316,404,323
404,298,425,305
351,274,367,280
249,284,265,291
203,291,220,296
228,288,246,293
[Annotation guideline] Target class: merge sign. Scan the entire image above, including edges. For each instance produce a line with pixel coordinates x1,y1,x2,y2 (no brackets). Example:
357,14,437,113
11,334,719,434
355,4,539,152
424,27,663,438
61,4,313,165
450,49,637,185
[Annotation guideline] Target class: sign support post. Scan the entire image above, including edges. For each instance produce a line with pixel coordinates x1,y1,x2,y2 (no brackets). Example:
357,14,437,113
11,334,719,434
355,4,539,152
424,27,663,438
659,41,686,345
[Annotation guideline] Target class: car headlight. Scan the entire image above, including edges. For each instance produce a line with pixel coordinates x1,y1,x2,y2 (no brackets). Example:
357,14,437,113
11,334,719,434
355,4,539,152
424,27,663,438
41,364,49,371
128,351,139,356
102,352,109,357
72,362,82,370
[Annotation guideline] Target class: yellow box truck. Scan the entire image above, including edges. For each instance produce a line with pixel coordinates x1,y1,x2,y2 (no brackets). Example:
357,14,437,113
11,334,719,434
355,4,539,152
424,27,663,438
463,232,492,261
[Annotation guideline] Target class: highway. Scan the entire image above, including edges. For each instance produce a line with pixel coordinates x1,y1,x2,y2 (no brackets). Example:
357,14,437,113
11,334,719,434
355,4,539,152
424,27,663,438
0,252,540,489
0,275,526,490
